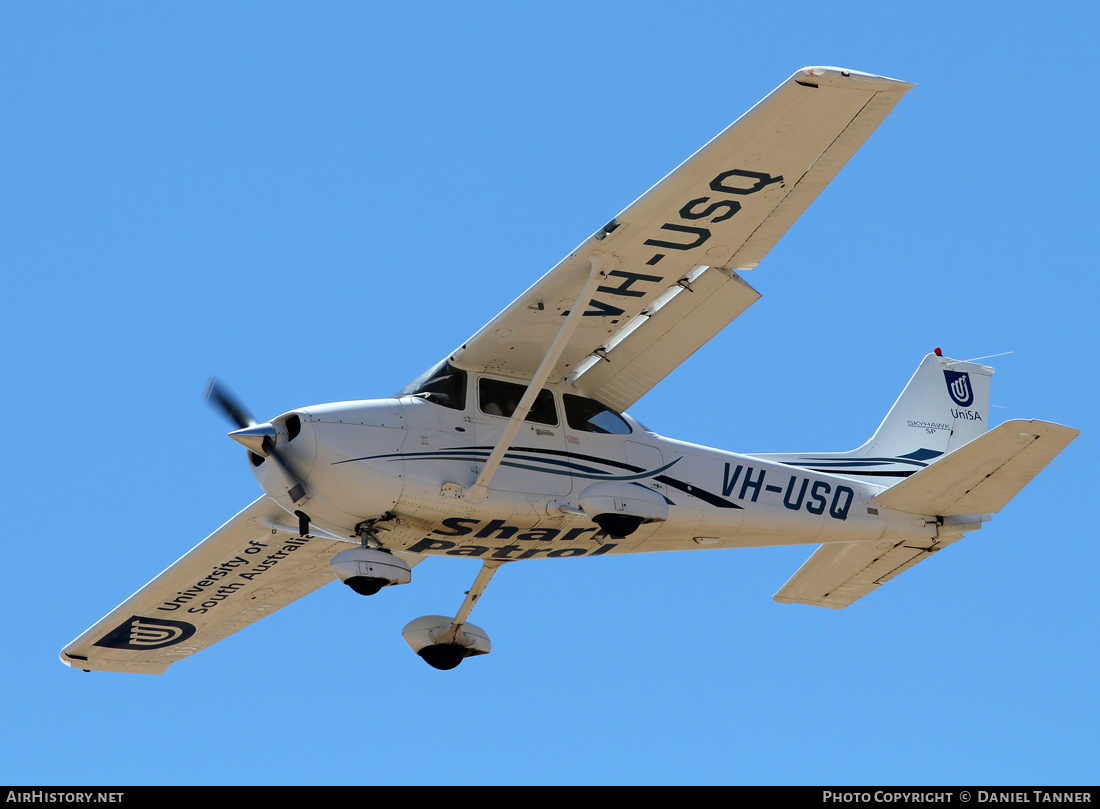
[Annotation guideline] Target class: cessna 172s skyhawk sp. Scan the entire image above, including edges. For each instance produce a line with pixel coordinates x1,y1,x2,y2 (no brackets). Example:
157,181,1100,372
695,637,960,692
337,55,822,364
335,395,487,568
61,67,1079,673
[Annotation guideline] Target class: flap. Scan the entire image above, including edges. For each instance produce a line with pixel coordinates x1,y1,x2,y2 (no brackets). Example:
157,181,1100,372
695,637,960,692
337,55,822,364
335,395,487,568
571,266,760,411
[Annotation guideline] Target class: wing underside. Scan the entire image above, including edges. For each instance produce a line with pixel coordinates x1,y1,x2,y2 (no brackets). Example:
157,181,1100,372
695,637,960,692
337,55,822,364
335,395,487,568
448,68,913,410
61,497,421,674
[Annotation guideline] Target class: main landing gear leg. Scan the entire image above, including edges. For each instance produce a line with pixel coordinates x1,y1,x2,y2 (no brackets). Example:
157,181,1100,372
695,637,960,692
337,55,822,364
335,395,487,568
402,560,502,670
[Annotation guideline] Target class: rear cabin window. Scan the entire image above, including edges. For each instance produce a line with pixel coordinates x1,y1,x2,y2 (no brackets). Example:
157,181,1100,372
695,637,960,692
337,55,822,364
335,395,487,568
478,378,558,426
395,361,468,411
563,394,632,434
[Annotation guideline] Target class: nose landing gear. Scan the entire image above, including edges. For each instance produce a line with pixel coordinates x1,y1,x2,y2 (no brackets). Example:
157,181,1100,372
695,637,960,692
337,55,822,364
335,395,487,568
330,547,412,594
329,519,412,595
418,644,466,671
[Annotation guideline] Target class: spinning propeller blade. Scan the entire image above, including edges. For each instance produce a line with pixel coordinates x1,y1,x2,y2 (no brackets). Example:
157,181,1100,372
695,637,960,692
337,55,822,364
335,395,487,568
204,377,309,505
204,377,257,430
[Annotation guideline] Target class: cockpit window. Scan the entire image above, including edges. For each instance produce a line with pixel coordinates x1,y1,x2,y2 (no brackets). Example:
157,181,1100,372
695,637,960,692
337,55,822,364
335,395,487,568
478,378,557,426
395,361,467,410
563,394,632,434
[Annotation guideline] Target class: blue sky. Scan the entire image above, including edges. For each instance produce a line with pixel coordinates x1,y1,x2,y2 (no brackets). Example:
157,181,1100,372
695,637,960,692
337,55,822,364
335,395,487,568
4,2,1098,785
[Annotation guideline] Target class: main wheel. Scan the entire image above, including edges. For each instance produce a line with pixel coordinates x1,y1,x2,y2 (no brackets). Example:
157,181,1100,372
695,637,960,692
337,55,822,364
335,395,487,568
345,576,387,596
418,644,466,670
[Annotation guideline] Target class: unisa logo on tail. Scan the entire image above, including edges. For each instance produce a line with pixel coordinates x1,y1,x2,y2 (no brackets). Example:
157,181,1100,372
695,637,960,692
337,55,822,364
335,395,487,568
944,370,974,408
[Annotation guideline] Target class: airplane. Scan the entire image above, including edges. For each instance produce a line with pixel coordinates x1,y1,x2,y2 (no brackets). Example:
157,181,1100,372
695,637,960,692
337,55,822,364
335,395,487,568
60,67,1079,673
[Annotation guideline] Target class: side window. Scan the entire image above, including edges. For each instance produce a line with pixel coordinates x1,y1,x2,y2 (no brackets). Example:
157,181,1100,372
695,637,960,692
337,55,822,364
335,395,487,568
478,378,558,426
563,394,632,434
395,361,468,410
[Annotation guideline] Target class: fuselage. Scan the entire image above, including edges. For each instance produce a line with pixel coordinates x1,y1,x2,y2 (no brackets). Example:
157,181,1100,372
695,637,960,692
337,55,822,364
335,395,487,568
248,375,937,562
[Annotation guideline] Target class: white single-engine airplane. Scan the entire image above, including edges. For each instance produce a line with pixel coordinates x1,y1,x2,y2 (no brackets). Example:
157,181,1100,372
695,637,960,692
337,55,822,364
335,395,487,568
62,67,1078,673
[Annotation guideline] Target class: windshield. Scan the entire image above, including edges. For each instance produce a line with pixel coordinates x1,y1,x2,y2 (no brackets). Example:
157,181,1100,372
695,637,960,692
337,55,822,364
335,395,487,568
395,361,468,410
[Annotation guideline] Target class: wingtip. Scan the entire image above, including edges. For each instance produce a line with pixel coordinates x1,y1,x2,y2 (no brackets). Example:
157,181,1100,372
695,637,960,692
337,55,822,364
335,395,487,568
796,66,916,91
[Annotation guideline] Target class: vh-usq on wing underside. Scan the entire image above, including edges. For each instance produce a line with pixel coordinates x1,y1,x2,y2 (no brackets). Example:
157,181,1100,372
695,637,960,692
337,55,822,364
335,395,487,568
61,68,1078,674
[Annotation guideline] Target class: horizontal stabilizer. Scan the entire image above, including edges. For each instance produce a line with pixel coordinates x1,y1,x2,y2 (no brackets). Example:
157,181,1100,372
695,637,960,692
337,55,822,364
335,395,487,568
773,536,958,609
874,419,1078,516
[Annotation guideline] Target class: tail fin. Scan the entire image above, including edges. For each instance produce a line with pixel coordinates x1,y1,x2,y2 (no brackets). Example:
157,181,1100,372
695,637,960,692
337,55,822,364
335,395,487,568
857,352,993,459
753,353,995,485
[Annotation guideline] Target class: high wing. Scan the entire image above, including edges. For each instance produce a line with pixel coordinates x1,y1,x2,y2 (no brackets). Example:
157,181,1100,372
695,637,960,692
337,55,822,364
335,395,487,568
61,497,423,675
448,67,913,412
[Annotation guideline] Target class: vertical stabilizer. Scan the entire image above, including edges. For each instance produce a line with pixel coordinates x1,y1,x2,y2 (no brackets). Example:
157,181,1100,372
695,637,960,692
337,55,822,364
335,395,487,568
859,353,992,459
752,353,994,485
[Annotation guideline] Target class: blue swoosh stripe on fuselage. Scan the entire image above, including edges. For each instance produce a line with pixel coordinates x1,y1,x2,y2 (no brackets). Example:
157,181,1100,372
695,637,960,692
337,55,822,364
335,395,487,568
334,445,742,508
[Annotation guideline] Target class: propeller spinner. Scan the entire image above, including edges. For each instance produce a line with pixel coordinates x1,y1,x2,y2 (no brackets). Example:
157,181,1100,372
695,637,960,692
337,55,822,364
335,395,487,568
204,377,310,510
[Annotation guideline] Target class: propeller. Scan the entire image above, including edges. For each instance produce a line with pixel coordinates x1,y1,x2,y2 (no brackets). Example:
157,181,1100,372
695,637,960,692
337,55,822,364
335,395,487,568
204,377,309,507
205,377,276,454
204,377,257,430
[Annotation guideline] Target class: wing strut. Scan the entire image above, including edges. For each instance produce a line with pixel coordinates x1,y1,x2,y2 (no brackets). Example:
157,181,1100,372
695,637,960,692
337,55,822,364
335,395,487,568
463,257,607,502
